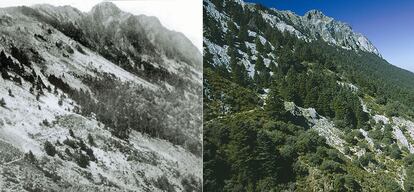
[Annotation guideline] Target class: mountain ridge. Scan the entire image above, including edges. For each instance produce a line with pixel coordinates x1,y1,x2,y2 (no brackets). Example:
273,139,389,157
29,2,202,69
210,0,380,56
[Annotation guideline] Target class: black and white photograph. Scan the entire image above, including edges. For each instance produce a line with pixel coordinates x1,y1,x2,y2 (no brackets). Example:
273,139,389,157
0,0,202,191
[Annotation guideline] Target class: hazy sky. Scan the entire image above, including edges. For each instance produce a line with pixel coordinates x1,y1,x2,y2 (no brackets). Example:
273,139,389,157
246,0,414,73
0,0,202,52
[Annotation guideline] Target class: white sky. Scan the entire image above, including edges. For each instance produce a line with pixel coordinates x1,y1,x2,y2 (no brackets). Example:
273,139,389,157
0,0,202,52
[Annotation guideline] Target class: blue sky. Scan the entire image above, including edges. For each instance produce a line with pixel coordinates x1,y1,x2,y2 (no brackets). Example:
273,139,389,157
245,0,414,73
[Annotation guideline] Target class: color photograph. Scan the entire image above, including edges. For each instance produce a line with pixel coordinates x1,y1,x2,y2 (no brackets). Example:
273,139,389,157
203,0,414,191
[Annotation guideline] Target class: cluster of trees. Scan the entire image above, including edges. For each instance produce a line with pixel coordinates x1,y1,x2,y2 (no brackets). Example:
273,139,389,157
404,154,414,191
203,68,261,121
204,109,365,191
48,73,201,156
43,129,96,169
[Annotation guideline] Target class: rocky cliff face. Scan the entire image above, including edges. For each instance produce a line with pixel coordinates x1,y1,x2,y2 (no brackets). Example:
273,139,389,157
205,0,380,57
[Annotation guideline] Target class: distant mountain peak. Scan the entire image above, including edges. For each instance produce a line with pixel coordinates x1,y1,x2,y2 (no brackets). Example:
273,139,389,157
304,9,325,19
90,1,121,17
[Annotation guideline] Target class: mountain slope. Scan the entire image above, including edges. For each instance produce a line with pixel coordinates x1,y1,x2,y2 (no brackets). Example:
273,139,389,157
0,3,201,191
204,0,414,191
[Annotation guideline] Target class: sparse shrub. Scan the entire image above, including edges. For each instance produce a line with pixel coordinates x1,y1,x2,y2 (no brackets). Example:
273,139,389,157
0,98,6,107
181,174,201,192
361,125,371,131
355,130,364,139
373,142,382,150
343,146,351,155
333,174,361,191
64,45,74,54
357,141,369,150
54,87,58,95
405,166,414,191
25,150,36,164
55,41,63,48
389,145,402,159
376,95,387,105
155,175,175,192
307,153,322,166
63,138,78,148
85,148,96,161
44,140,56,156
69,129,75,138
75,152,89,168
327,149,342,163
65,148,71,156
87,133,95,146
58,98,63,106
79,139,87,151
42,119,50,127
8,89,14,97
344,132,358,145
358,152,376,166
10,45,30,66
320,160,343,173
187,140,201,157
75,44,86,54
404,154,414,166
34,34,46,41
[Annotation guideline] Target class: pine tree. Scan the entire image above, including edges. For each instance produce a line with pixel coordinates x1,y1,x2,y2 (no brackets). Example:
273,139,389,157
256,131,278,177
225,21,237,46
255,55,265,72
229,46,249,87
265,85,285,119
269,62,277,73
255,37,264,53
204,48,214,67
264,41,272,53
238,24,249,52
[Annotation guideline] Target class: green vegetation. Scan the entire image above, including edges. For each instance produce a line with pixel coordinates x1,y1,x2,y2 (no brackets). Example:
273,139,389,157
204,0,414,191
